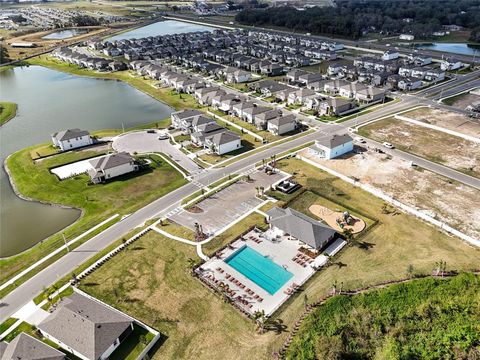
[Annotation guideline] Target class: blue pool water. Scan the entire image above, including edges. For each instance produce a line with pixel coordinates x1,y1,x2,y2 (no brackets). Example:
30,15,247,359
225,246,293,295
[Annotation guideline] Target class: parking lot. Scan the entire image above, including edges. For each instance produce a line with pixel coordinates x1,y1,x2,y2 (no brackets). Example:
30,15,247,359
112,130,201,174
170,170,286,235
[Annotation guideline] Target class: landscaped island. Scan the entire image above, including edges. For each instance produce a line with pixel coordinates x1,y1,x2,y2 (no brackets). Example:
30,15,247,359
286,272,480,359
0,102,17,126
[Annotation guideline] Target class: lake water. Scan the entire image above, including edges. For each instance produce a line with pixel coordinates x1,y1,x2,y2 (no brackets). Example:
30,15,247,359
415,43,480,56
108,19,214,41
42,29,89,40
0,66,173,257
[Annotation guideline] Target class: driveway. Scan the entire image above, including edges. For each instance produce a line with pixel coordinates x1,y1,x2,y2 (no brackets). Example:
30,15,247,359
112,131,201,174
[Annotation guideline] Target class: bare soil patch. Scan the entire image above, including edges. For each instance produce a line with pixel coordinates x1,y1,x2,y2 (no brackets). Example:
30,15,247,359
405,107,480,138
299,148,480,240
358,117,480,177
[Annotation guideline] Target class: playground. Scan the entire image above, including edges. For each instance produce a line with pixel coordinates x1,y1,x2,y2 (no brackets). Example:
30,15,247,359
309,205,366,233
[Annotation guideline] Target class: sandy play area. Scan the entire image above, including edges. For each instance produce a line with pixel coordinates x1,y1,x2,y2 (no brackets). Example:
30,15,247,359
309,204,366,233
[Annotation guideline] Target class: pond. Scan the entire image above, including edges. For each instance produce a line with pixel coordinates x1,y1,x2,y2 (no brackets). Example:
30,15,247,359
42,28,89,40
415,42,480,56
0,66,173,257
108,19,215,41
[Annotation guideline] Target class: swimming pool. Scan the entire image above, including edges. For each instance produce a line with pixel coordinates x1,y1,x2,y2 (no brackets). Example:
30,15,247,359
225,246,293,295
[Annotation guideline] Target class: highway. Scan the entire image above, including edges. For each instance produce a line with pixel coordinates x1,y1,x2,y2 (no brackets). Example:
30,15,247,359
1,71,479,324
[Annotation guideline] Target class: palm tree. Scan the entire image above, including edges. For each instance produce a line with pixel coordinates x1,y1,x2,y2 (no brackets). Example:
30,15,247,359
253,310,268,334
342,228,354,241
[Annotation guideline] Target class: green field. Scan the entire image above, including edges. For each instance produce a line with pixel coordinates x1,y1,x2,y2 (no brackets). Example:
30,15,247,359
1,149,186,289
0,102,17,126
287,272,480,359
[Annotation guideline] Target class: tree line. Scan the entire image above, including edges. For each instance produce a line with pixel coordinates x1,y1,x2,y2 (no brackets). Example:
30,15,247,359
235,0,480,41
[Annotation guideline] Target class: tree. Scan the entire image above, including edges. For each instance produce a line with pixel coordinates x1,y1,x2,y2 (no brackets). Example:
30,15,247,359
434,260,447,277
253,310,268,333
342,228,354,241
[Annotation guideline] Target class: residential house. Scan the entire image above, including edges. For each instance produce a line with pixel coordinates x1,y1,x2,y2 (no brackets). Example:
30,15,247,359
355,87,386,103
232,101,256,118
254,109,282,130
171,109,203,129
266,207,336,251
399,34,414,41
441,57,462,71
318,98,354,116
204,130,241,155
298,72,324,86
338,82,367,98
51,129,93,151
313,134,353,159
323,79,349,95
382,50,400,61
87,152,138,183
267,114,296,135
38,292,134,360
227,69,252,83
0,333,66,360
287,88,316,105
242,105,271,123
398,77,422,90
286,69,308,84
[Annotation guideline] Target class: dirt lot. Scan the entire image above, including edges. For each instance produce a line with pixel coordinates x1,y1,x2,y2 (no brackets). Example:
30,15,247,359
404,107,480,138
299,148,480,240
443,92,480,110
358,117,480,177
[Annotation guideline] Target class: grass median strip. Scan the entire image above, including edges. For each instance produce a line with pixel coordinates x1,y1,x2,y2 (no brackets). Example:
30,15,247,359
0,102,17,126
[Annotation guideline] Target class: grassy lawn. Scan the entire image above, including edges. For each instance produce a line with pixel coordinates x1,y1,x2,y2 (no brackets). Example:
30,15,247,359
78,232,271,360
202,212,268,256
358,117,480,177
0,318,18,335
158,220,196,241
110,324,155,360
0,102,17,126
26,56,203,112
441,92,469,106
1,149,187,287
287,272,480,359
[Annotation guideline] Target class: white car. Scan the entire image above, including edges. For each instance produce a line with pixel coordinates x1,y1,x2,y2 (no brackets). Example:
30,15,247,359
355,137,366,143
158,132,169,140
383,142,394,149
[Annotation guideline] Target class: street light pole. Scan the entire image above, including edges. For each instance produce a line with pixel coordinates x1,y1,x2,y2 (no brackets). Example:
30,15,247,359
62,233,70,252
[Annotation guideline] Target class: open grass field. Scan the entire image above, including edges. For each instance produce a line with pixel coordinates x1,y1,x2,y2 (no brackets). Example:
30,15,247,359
1,149,186,287
358,117,480,177
0,101,17,126
78,157,479,359
287,272,480,359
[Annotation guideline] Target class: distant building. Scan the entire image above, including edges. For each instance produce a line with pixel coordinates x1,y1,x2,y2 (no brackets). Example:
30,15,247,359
38,292,134,360
87,152,138,183
0,333,66,360
51,129,93,151
382,50,400,61
10,42,35,48
399,34,414,41
312,134,353,159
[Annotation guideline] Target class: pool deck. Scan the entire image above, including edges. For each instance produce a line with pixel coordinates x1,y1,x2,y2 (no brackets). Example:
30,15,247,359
197,229,347,316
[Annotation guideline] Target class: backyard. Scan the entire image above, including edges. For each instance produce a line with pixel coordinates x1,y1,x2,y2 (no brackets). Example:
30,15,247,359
1,148,186,287
77,157,479,359
358,117,480,177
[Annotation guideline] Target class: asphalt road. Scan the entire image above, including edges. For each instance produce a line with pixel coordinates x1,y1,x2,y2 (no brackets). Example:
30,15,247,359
363,138,480,190
1,74,478,323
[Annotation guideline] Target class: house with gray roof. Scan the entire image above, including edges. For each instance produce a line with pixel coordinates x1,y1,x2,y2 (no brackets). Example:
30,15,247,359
0,333,66,360
313,134,353,159
267,114,296,135
266,207,336,250
171,109,203,129
87,152,138,183
51,129,93,152
204,130,241,155
38,292,134,360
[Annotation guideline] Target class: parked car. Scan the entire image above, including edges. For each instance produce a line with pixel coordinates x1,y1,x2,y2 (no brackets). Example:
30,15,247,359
383,142,394,149
147,129,156,134
158,132,169,140
355,137,366,143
